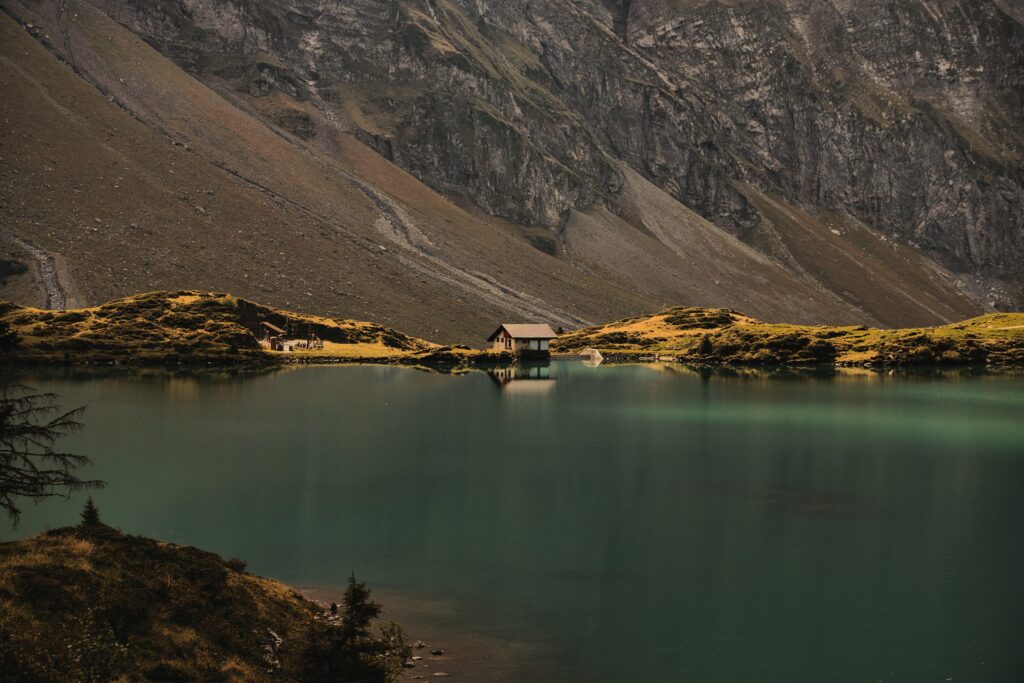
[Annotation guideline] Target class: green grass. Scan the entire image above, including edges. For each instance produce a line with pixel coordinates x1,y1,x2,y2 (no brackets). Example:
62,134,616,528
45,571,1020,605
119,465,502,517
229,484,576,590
553,306,1024,366
0,291,483,367
10,294,1019,369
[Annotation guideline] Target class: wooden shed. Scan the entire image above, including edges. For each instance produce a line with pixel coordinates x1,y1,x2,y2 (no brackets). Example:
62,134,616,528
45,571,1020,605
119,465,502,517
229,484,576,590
259,321,287,350
487,323,557,356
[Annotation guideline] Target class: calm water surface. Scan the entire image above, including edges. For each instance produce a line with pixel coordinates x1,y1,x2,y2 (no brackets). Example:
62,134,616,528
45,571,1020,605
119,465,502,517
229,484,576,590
5,363,1024,682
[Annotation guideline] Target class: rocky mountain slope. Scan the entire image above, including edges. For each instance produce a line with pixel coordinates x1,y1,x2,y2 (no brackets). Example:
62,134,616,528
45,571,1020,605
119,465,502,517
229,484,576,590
2,0,1021,340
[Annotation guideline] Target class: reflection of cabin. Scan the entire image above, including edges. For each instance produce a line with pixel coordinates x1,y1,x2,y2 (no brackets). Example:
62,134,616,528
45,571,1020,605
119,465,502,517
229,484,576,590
488,364,556,394
487,324,557,357
258,321,324,352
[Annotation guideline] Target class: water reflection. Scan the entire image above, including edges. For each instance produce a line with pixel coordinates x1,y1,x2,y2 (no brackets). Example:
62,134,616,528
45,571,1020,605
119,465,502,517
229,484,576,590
487,363,556,395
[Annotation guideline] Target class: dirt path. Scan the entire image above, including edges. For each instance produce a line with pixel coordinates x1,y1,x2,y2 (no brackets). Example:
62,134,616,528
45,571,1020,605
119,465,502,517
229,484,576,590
9,236,70,309
55,0,75,67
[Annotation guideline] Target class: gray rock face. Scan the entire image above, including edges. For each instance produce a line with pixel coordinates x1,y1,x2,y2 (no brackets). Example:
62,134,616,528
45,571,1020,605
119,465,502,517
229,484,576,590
86,0,1024,299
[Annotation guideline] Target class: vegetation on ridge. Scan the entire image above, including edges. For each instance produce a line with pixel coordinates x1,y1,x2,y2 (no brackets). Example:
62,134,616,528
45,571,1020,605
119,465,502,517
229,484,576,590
553,307,1024,366
0,521,409,682
0,291,487,367
4,292,1023,368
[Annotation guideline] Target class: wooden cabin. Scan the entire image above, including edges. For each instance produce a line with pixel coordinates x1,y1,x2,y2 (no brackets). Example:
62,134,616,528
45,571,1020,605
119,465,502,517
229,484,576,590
487,323,557,356
258,321,323,352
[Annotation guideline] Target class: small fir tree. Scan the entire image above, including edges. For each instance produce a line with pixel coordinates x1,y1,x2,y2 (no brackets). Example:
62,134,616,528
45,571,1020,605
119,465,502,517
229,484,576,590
0,385,103,524
80,496,100,526
341,573,382,645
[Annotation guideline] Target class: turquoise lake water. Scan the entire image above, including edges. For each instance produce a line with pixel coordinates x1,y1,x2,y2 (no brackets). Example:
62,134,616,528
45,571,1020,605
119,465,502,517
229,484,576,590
4,363,1024,682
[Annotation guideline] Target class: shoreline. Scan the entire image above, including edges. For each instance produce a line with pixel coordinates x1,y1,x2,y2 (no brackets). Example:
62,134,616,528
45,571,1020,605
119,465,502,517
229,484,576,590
298,584,560,682
4,348,516,372
7,354,1024,378
3,292,1023,372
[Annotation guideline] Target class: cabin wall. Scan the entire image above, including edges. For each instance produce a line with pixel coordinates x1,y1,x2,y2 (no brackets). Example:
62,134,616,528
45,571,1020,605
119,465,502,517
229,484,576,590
514,339,550,352
489,329,552,354
492,330,514,351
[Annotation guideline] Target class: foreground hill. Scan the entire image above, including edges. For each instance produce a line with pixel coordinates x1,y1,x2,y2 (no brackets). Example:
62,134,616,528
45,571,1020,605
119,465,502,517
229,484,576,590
554,307,1024,366
1,0,1010,336
0,524,405,682
0,290,499,366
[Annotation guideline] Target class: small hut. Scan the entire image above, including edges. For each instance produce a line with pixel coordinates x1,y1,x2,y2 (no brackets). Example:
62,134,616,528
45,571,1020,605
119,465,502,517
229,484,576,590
259,321,287,350
487,324,557,357
259,321,324,352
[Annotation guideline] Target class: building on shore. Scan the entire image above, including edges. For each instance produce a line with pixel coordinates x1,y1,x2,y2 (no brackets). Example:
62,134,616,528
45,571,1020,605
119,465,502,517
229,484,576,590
258,321,323,352
258,322,287,350
487,324,557,357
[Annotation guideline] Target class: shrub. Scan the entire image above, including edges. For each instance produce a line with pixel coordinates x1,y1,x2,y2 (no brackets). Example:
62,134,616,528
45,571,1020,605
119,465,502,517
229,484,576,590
225,557,248,573
697,334,713,355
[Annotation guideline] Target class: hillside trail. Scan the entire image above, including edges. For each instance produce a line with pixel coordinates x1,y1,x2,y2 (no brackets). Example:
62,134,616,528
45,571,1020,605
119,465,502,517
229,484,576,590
55,0,75,67
9,236,71,310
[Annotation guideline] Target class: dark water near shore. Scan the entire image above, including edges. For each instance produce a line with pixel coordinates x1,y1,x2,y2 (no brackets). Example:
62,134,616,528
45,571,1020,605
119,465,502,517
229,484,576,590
5,363,1024,682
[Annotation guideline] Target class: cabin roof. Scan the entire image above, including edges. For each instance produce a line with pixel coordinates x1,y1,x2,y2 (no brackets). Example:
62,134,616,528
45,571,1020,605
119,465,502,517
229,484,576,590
487,323,557,341
261,321,286,335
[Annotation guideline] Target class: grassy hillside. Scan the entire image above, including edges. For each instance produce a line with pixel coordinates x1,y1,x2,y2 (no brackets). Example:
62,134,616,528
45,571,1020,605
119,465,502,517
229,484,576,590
4,293,1022,368
0,524,405,682
553,307,1024,366
0,290,502,366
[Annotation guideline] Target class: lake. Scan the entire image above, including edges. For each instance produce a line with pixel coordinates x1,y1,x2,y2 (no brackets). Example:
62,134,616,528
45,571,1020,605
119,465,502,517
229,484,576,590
4,362,1024,682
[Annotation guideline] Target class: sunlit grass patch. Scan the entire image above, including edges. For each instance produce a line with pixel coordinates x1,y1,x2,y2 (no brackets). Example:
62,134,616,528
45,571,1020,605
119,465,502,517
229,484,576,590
554,307,1024,366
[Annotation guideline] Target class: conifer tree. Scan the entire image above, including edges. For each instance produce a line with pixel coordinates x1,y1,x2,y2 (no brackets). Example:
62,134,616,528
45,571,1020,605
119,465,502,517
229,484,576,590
80,496,100,526
341,573,382,645
0,385,103,524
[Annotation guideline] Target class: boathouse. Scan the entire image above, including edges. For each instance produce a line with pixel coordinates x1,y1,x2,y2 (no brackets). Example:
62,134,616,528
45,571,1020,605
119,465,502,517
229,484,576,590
487,323,557,356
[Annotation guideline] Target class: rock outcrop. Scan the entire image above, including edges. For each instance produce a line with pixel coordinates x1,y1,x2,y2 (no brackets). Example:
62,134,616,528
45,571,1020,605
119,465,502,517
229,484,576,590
80,1,1022,288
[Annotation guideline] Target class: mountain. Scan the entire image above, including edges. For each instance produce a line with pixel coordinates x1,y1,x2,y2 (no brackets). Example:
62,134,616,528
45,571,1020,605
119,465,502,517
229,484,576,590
2,0,1021,341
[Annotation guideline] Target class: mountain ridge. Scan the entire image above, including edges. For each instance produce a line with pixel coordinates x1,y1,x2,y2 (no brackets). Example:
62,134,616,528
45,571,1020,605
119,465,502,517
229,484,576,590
2,0,1021,338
